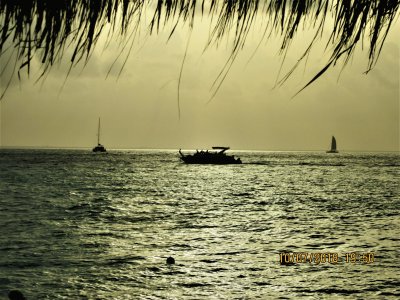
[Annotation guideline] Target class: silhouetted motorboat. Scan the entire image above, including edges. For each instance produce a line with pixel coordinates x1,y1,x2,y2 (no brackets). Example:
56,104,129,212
179,147,242,164
92,118,107,153
326,136,338,153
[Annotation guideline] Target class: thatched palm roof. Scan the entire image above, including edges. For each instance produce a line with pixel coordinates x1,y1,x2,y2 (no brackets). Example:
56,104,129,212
0,0,399,98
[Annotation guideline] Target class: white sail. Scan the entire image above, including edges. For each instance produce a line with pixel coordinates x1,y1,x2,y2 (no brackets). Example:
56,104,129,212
331,136,337,151
327,136,338,153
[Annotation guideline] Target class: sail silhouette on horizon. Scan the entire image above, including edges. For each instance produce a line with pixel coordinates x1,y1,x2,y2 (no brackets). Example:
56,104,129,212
326,136,339,153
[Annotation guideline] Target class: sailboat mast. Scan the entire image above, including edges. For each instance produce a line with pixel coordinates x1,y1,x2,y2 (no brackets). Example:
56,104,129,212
97,118,101,145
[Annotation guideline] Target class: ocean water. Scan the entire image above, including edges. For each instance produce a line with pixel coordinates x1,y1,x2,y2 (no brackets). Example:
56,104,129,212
0,149,399,299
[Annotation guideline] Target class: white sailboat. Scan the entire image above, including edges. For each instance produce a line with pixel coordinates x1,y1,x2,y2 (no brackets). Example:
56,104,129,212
92,118,107,152
326,136,338,153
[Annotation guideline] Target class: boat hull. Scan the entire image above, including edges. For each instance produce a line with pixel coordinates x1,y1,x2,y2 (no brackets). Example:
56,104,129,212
326,150,338,153
180,156,241,164
179,149,241,164
93,145,106,152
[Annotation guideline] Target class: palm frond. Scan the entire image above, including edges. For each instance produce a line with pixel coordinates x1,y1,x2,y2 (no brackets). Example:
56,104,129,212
0,0,398,98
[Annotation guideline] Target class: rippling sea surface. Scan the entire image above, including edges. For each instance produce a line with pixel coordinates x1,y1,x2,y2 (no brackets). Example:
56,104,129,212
0,149,399,299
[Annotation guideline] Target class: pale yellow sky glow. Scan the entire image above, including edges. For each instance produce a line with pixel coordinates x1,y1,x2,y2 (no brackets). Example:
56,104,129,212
0,11,399,151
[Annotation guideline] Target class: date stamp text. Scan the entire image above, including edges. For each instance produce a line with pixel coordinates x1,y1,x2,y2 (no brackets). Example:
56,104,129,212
279,252,375,264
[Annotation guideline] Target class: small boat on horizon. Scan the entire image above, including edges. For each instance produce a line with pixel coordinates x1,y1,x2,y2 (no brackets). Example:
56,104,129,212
179,146,242,164
92,118,107,153
326,136,338,153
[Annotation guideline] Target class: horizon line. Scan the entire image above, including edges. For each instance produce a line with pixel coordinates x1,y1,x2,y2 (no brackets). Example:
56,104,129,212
0,146,399,153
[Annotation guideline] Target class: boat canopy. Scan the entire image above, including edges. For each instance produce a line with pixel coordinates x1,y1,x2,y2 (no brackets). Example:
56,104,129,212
212,146,230,150
212,146,230,153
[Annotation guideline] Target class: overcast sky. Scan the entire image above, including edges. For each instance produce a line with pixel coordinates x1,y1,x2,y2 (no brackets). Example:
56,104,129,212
0,11,399,151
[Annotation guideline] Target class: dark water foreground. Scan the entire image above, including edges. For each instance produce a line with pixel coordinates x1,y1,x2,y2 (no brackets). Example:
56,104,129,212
0,149,399,299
